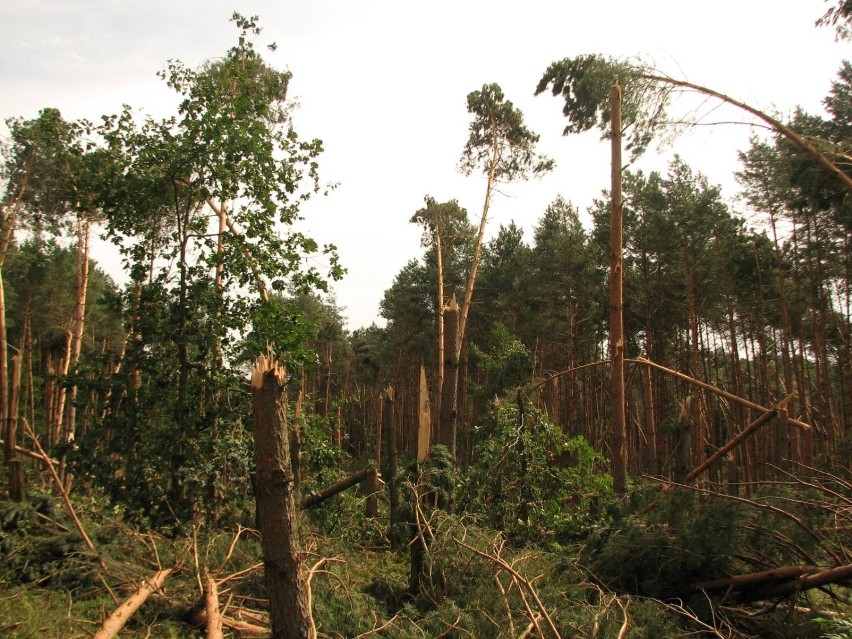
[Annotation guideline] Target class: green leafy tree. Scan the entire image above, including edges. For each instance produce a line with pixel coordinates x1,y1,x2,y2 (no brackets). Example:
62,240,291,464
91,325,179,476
76,13,343,523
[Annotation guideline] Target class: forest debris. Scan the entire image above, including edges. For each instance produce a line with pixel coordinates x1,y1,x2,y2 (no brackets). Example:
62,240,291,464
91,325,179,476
192,609,268,637
453,537,561,639
21,418,96,553
91,567,173,639
0,439,53,463
690,564,819,595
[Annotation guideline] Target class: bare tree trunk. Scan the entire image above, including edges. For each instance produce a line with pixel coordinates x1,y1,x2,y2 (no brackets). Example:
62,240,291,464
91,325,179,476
384,386,400,542
609,84,627,494
300,467,377,510
640,362,658,476
439,297,459,456
434,222,445,438
250,356,311,639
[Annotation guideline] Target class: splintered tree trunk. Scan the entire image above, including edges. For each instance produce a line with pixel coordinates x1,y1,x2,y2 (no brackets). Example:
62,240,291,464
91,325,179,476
609,84,627,494
250,356,311,639
417,363,431,462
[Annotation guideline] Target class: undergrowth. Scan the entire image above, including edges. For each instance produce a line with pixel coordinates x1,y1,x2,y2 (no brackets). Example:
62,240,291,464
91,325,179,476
0,473,849,637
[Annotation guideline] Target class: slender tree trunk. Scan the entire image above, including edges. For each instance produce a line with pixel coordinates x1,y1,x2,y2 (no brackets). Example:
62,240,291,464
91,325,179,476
0,270,8,487
440,297,459,456
640,361,658,476
609,84,627,494
5,355,23,501
383,386,400,542
0,166,28,474
434,221,445,438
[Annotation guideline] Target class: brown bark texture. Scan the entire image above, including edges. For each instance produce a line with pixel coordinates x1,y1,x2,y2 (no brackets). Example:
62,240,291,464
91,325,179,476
250,356,311,639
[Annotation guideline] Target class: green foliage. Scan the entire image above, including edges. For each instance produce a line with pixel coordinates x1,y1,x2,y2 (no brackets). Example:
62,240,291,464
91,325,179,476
819,617,852,639
580,487,744,599
0,493,96,588
469,322,532,399
536,54,673,157
816,0,852,39
458,398,611,542
461,82,554,180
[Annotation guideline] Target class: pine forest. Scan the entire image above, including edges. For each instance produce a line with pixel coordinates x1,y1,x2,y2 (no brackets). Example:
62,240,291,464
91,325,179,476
1,7,851,639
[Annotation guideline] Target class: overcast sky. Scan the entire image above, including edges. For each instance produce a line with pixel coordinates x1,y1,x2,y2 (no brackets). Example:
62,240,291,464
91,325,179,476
1,1,847,329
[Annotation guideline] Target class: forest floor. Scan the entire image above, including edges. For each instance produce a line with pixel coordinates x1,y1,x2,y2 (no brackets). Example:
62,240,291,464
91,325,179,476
1,480,850,638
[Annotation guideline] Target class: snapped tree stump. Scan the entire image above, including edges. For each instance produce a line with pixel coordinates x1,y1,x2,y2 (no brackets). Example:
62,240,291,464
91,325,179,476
251,356,311,639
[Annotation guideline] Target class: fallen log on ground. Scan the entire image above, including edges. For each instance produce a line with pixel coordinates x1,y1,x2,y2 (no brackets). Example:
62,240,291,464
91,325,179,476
689,563,852,602
91,568,173,639
301,466,378,510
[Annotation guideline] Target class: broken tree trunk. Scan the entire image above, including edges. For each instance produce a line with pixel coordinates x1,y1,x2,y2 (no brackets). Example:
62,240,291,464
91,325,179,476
91,568,173,639
690,563,852,603
686,394,794,483
418,363,432,461
203,568,224,639
365,463,379,519
300,466,378,510
629,357,811,431
250,356,311,639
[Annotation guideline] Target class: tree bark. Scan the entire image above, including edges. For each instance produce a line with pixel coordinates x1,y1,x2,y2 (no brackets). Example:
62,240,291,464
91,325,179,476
685,395,793,483
417,363,431,461
250,356,311,639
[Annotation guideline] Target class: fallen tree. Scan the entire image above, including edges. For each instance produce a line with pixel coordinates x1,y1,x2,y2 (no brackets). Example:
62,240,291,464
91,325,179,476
690,563,852,603
91,568,173,639
301,466,379,510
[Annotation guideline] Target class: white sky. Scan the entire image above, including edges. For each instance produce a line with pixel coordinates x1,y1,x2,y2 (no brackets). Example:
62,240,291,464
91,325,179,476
1,0,847,330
